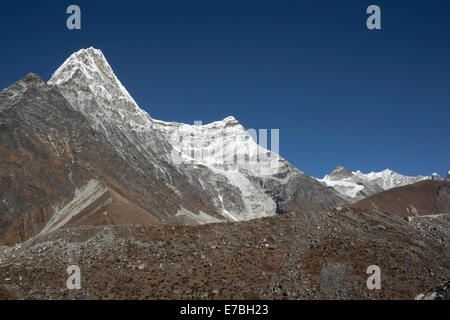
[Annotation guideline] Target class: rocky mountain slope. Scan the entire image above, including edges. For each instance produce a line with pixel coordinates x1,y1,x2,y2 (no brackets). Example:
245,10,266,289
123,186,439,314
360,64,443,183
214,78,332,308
0,48,348,245
317,166,442,202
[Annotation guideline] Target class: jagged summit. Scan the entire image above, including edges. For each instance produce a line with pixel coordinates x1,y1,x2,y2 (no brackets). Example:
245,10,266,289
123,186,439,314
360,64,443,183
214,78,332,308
50,48,124,88
48,48,241,128
47,48,245,131
48,47,142,115
46,48,252,162
329,165,352,180
49,48,112,85
47,47,157,141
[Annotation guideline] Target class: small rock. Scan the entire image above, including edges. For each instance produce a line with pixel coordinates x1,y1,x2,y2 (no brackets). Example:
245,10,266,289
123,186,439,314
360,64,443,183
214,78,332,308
138,263,146,270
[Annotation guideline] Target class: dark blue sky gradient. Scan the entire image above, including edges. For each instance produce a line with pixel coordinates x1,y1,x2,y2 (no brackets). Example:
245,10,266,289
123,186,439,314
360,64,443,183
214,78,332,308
1,0,449,177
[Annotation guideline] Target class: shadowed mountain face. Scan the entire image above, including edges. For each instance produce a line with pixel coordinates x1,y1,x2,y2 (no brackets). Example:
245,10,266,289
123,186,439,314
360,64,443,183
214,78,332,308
352,180,450,217
0,49,348,245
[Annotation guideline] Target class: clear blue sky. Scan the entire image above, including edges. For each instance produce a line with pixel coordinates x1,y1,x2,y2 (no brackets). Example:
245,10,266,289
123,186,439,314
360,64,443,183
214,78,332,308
1,0,449,178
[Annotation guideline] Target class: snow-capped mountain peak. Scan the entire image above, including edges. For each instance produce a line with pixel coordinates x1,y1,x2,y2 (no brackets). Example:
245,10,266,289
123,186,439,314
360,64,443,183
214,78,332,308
48,47,153,133
353,169,428,190
49,47,139,111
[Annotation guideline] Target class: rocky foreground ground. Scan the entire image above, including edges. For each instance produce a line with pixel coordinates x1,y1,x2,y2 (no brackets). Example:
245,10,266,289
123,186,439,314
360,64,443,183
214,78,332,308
0,208,448,300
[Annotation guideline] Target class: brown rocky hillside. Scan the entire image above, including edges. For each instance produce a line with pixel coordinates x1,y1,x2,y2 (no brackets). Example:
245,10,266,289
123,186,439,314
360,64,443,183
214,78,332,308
352,180,450,217
0,207,448,300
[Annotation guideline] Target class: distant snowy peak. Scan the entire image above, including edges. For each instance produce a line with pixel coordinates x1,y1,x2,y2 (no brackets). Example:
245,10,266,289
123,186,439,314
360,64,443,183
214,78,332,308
430,172,443,181
318,166,383,199
353,169,432,190
318,166,444,201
